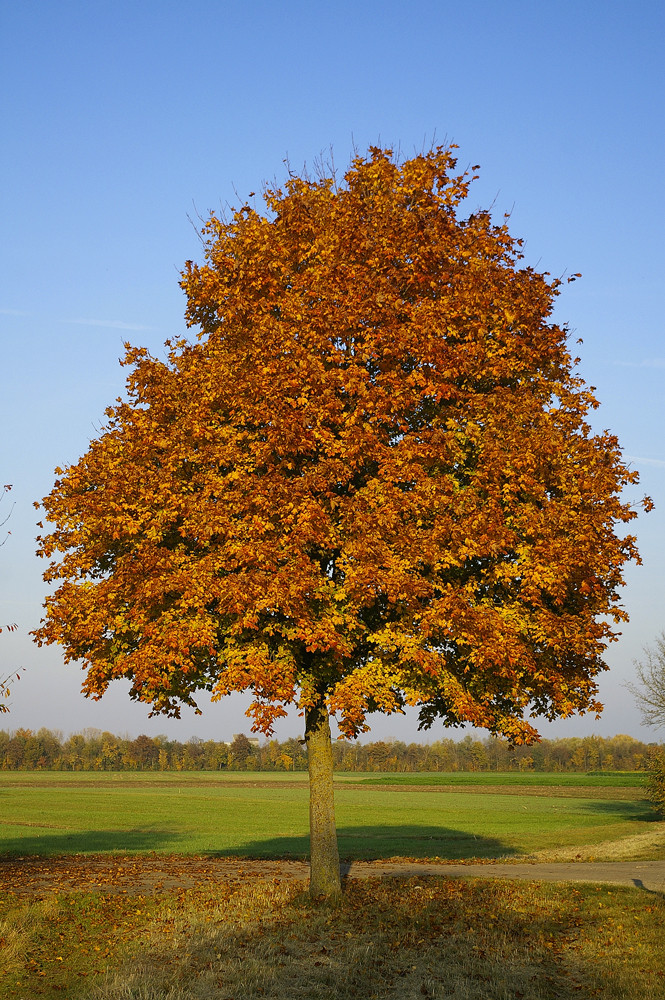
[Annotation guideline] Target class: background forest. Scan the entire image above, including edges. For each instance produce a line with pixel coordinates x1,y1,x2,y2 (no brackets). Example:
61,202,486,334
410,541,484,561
0,728,660,774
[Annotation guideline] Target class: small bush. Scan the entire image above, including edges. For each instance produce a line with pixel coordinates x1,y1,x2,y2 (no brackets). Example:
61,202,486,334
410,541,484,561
644,748,665,817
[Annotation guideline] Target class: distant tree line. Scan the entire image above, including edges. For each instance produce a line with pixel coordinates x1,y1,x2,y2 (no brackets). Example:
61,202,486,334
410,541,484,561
0,728,660,773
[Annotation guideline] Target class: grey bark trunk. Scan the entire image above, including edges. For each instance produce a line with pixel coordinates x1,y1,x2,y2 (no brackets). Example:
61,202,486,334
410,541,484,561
306,705,342,898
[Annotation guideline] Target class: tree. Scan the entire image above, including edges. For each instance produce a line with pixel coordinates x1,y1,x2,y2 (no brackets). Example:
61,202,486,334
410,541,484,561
33,146,649,897
1,484,22,712
626,631,665,730
1,483,14,548
128,733,160,769
0,648,21,714
228,732,253,768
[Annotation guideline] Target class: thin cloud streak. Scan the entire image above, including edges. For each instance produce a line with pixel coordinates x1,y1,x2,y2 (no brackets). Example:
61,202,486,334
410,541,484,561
64,318,157,332
1,310,156,331
625,455,665,468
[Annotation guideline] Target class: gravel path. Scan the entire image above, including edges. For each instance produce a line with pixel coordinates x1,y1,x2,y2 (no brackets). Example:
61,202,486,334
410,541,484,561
346,859,665,893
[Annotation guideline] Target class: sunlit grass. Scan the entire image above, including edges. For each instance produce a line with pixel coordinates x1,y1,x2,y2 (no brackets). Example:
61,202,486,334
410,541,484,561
0,773,655,861
526,821,665,862
362,771,647,787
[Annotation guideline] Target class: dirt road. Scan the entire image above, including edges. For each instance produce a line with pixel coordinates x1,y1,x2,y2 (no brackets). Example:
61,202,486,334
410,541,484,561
1,854,663,896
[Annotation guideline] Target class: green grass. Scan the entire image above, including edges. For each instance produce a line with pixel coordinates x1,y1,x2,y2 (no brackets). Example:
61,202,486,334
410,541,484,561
2,877,663,1000
0,771,655,861
0,769,646,785
359,770,647,786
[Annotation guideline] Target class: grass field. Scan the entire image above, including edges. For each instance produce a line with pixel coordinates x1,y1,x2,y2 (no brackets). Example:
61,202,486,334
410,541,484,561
1,771,663,999
359,771,647,787
0,769,646,784
0,770,657,861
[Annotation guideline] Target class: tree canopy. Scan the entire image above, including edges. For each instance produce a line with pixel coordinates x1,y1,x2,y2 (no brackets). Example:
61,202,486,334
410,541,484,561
35,145,652,895
35,146,647,748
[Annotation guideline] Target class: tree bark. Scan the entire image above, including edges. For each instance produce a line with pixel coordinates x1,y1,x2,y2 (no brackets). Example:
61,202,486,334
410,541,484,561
305,704,341,898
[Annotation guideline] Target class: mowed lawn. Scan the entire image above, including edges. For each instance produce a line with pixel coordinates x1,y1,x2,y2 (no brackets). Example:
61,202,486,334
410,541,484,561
0,771,654,860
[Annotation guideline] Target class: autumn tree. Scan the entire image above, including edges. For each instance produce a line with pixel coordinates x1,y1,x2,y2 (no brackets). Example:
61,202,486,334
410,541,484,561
128,733,160,769
228,732,253,768
34,146,649,897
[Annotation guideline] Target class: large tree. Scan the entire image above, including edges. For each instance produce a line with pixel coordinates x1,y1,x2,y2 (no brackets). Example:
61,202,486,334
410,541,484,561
34,146,648,896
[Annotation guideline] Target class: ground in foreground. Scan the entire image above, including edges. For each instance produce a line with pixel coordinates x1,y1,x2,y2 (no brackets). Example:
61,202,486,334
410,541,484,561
1,855,663,1000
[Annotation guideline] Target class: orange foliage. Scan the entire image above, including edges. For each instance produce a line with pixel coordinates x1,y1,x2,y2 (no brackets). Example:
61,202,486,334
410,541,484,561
33,147,649,742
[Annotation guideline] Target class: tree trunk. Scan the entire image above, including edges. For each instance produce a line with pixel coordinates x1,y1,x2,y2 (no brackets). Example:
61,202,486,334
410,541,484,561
306,704,341,898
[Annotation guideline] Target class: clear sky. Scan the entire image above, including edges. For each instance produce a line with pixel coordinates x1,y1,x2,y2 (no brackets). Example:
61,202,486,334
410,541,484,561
1,0,663,745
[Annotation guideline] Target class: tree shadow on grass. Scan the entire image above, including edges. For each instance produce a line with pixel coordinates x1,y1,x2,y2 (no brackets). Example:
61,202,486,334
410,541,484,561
0,824,514,862
580,799,657,821
208,825,518,861
0,828,185,857
97,875,657,1000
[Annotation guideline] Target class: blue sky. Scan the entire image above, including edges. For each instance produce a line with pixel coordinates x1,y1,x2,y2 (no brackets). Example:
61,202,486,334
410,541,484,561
1,0,663,744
